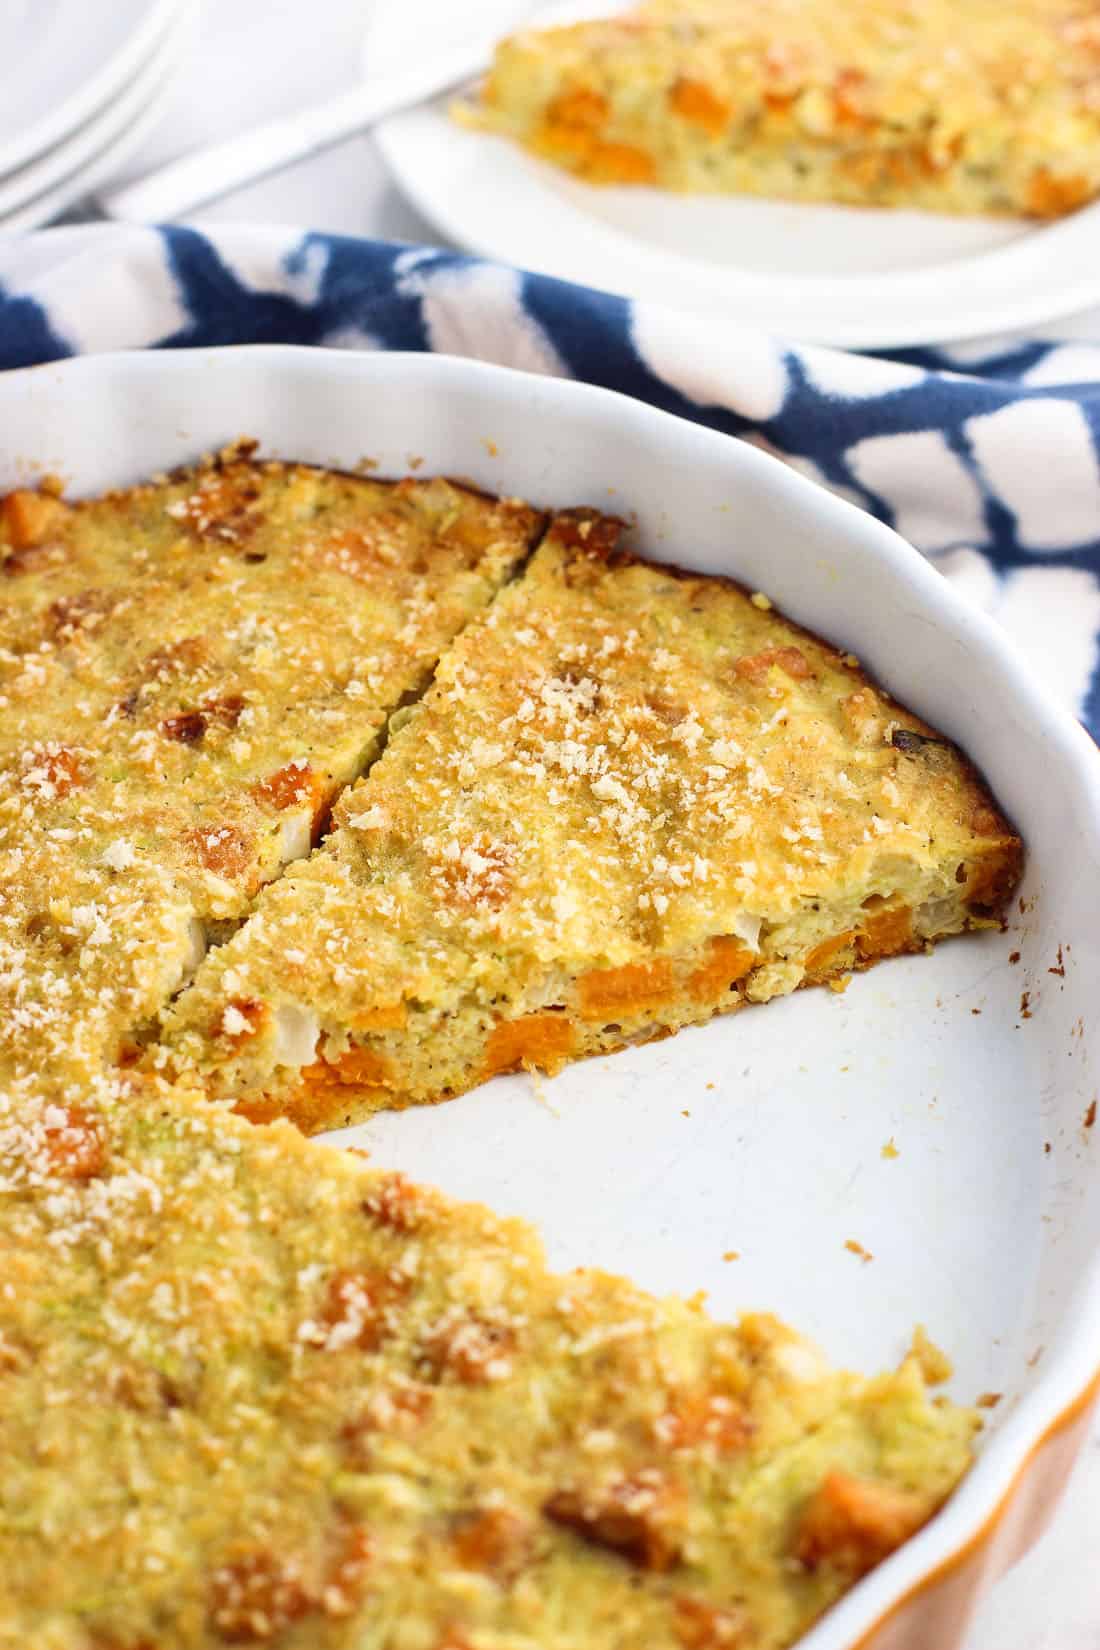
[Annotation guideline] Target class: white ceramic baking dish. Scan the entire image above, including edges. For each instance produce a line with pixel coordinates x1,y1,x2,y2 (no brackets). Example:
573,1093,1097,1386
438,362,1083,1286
1,346,1097,1650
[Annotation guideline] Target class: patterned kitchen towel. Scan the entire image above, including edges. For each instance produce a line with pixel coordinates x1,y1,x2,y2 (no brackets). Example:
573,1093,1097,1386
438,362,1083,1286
1,223,1098,738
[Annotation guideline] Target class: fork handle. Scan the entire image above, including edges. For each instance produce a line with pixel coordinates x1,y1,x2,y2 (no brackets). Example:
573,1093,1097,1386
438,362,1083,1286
97,43,487,223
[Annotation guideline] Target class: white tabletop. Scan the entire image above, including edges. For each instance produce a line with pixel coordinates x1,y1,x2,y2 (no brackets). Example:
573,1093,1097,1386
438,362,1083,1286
102,3,1100,1645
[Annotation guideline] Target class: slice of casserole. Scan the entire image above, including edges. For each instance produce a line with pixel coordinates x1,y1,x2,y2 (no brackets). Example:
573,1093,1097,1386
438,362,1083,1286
161,513,1021,1128
0,1073,978,1649
0,454,538,1087
465,0,1100,218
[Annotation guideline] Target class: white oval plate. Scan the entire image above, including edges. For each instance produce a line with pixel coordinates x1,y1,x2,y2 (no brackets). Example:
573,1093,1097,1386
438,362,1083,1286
0,0,184,180
370,0,1100,348
1,348,1098,1650
0,5,195,235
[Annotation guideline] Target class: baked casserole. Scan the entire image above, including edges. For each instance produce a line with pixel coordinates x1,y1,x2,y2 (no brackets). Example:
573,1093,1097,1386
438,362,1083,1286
0,451,537,1087
0,1075,978,1649
464,0,1100,217
161,512,1020,1128
0,462,1021,1649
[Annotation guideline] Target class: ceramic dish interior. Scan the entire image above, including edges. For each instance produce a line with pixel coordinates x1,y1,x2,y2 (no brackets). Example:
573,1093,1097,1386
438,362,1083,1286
366,0,1100,347
1,346,1098,1650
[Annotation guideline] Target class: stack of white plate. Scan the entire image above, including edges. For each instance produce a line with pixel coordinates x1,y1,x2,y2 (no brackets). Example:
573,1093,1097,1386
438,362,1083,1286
0,0,193,234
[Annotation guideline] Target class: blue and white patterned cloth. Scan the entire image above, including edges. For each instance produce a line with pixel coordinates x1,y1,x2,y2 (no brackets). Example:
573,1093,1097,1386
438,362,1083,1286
1,223,1098,739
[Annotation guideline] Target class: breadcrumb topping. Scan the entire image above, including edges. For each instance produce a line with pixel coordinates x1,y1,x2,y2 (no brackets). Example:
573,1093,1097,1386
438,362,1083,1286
0,454,537,1087
471,0,1100,218
0,469,1010,1649
163,513,1020,1123
0,1076,978,1648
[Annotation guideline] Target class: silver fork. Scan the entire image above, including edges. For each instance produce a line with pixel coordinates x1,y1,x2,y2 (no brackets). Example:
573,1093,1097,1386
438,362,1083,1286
68,36,491,224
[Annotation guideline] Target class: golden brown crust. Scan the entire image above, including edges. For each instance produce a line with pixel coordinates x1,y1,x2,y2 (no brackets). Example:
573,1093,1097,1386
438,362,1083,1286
0,464,1011,1648
0,455,538,1091
162,511,1021,1124
0,1079,980,1649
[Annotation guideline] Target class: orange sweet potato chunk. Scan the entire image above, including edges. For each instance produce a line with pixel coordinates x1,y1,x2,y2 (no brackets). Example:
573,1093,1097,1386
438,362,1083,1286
794,1469,932,1577
831,67,871,130
219,998,268,1051
184,824,254,879
857,904,913,960
733,646,813,683
311,1269,402,1353
1027,168,1091,217
241,1044,395,1131
27,745,91,800
544,1470,686,1571
577,959,676,1021
541,106,655,183
655,1388,753,1454
674,1595,753,1648
361,1172,428,1234
1,489,68,550
419,1313,516,1384
803,931,857,977
546,85,609,133
581,140,656,184
208,1545,312,1642
252,761,328,817
483,1012,576,1077
668,77,731,137
207,1523,371,1643
687,936,755,1003
451,1506,530,1576
349,1001,408,1033
308,1046,393,1090
42,1105,105,1182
